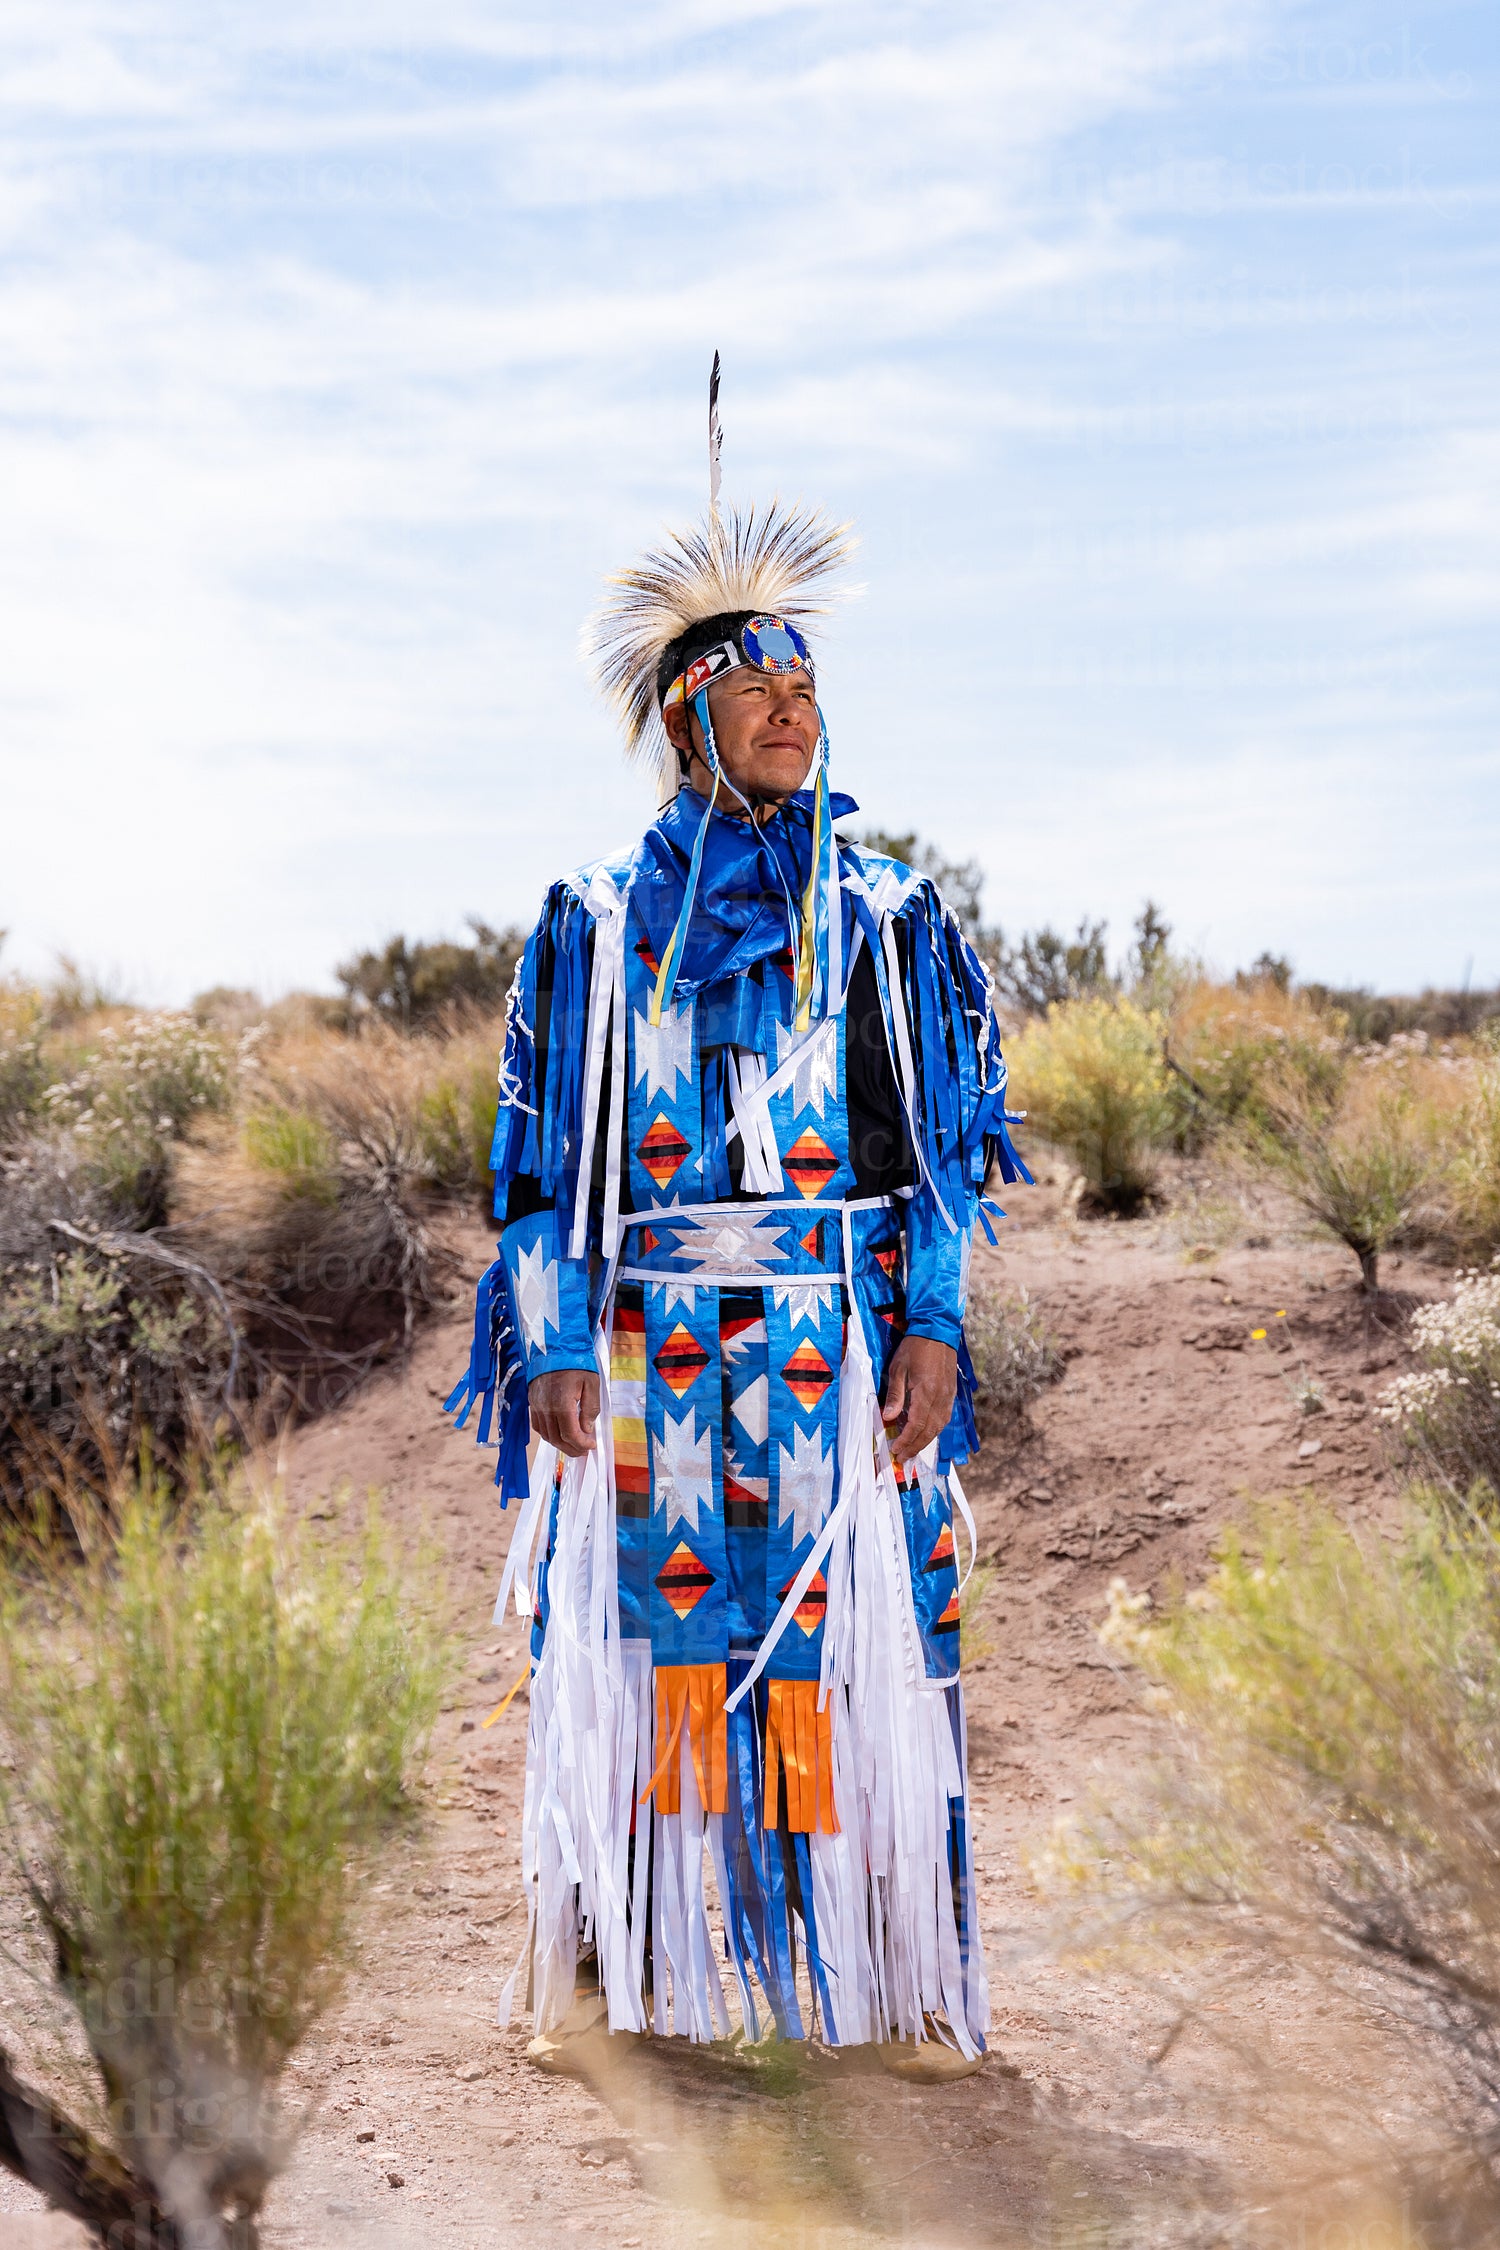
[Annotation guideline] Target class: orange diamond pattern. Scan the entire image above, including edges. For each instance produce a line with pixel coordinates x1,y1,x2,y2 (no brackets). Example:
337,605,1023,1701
655,1542,714,1620
638,1112,690,1190
777,1569,829,1638
654,1322,709,1398
782,1338,833,1414
783,1128,837,1202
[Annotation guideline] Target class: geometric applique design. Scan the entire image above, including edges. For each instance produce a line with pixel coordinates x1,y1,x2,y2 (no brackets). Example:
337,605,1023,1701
638,1112,690,1191
656,1541,715,1620
771,1278,837,1333
513,1240,560,1353
799,1219,823,1258
933,1587,962,1638
777,1425,831,1547
873,1240,901,1278
782,1127,837,1202
654,1322,709,1398
634,1001,694,1103
639,1226,660,1255
634,933,660,976
724,1463,769,1530
777,1567,828,1638
720,1305,767,1361
923,1523,956,1573
781,1337,834,1414
774,1017,837,1118
772,945,795,982
611,1296,647,1384
652,1406,714,1534
610,1290,650,1516
729,1372,769,1446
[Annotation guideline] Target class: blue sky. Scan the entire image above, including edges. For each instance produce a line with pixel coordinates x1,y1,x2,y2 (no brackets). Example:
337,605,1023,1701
2,0,1495,1001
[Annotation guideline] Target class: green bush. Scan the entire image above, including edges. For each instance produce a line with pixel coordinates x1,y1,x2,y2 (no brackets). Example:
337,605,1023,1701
1006,996,1173,1213
241,1106,339,1205
416,1054,501,1199
0,1466,449,2243
1242,1066,1439,1290
1049,1498,1500,2230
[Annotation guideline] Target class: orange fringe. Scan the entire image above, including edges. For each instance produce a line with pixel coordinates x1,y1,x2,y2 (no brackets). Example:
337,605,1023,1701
642,1664,727,1817
763,1678,840,1836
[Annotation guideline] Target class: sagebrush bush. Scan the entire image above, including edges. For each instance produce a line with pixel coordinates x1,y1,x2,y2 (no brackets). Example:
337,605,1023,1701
0,1464,449,2246
39,1014,234,1227
964,1280,1062,1420
1048,1499,1500,2235
1438,1059,1500,1261
1007,996,1173,1213
1166,977,1343,1140
1379,1257,1500,1499
1241,1058,1441,1290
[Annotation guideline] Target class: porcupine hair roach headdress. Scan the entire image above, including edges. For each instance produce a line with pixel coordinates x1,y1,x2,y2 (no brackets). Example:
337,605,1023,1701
582,501,855,785
583,357,856,1031
581,354,855,790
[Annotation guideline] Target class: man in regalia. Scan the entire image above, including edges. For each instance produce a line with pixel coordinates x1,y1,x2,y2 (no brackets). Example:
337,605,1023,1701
448,456,1027,2082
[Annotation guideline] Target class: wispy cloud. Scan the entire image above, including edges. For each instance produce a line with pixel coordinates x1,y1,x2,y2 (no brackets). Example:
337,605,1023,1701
1,0,1495,997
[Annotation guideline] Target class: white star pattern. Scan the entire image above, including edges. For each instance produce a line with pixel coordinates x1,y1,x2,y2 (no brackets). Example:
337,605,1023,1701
771,1279,837,1332
729,1374,768,1447
633,1001,695,1103
513,1241,560,1354
652,1406,715,1535
778,1426,833,1548
647,1278,699,1315
774,1017,837,1119
665,1215,791,1275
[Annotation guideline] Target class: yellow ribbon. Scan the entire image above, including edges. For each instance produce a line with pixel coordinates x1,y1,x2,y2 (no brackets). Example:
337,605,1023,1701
481,1660,533,1731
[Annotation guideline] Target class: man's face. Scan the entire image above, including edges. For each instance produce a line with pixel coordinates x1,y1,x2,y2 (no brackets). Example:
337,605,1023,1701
663,662,819,814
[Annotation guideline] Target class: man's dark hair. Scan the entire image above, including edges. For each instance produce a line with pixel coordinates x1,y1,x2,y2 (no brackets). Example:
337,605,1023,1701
654,611,755,706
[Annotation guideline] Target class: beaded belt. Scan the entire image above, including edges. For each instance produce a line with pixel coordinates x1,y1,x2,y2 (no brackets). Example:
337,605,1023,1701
614,1194,893,1288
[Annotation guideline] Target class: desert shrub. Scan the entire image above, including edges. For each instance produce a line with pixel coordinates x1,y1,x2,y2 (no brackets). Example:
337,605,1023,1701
1242,1061,1442,1291
0,1463,448,2246
1166,977,1344,1139
0,1140,240,1487
1006,996,1173,1214
1435,1058,1500,1262
964,1279,1062,1421
0,1020,47,1145
178,1027,474,1405
1379,1258,1500,1499
39,1014,233,1227
1050,1499,1500,2233
1304,982,1500,1045
414,1024,504,1202
335,918,522,1033
241,1105,339,1205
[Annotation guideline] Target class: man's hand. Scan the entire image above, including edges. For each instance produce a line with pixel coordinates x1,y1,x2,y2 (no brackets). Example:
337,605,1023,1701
529,1369,600,1458
881,1336,957,1464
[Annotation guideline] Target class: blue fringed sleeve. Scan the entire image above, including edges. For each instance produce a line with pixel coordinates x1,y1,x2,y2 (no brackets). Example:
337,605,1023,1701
444,880,600,1500
882,881,1032,1459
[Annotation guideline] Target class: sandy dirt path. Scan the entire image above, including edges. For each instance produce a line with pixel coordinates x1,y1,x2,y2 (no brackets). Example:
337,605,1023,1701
4,1182,1439,2248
